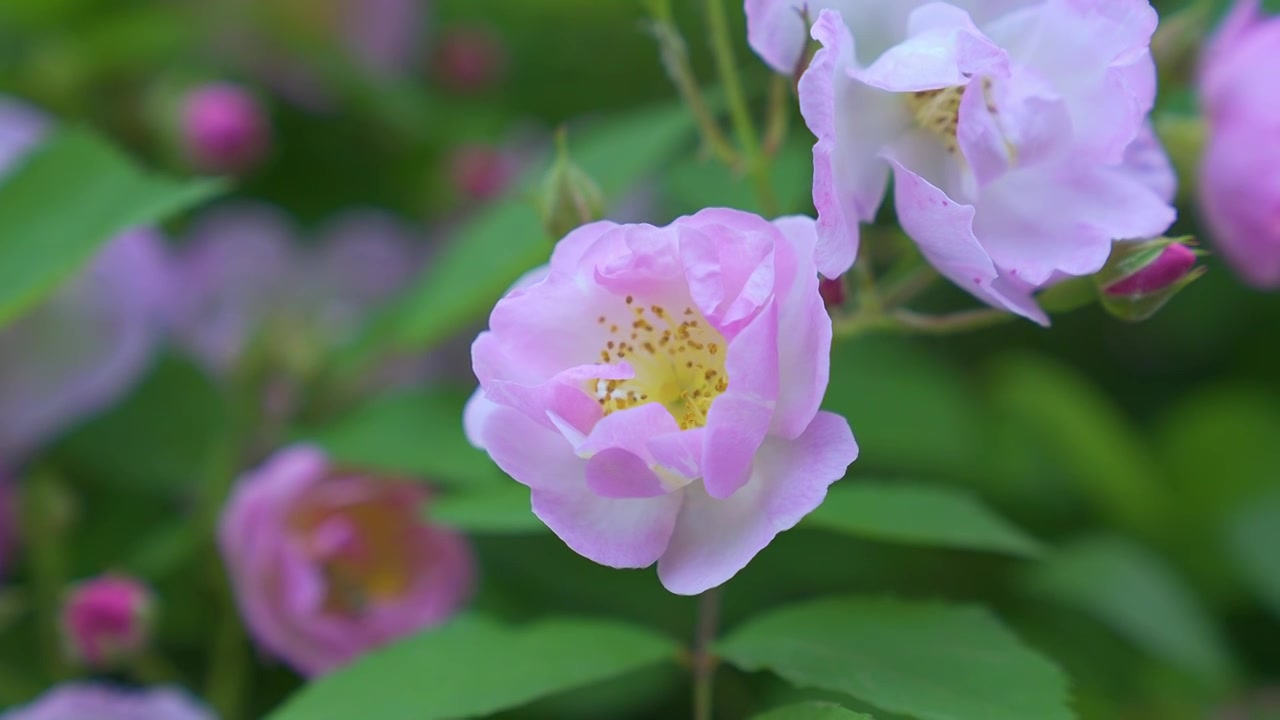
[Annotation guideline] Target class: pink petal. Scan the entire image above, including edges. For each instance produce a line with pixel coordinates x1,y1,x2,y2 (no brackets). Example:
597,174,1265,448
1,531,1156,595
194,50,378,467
657,411,858,595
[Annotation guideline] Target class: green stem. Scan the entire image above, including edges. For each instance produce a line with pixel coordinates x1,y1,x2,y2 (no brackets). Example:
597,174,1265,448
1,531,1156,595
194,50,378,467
647,0,739,167
762,73,790,158
852,246,883,316
22,468,70,682
704,0,779,216
692,586,723,720
835,306,1014,338
201,386,257,720
881,265,938,309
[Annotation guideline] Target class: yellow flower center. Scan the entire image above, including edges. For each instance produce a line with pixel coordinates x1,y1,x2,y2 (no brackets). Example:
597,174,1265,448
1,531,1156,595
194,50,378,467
591,296,729,430
290,486,422,616
906,86,966,153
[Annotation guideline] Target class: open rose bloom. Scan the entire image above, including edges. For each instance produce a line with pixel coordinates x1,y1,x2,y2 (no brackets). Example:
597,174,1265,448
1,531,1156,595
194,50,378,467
1198,0,1280,289
219,446,473,676
466,209,859,595
749,0,1176,323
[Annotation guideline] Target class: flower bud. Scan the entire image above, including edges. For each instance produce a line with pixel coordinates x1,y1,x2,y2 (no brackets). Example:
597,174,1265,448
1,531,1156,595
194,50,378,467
1096,237,1205,322
432,26,507,93
539,130,606,239
60,574,154,669
180,83,270,175
449,144,518,202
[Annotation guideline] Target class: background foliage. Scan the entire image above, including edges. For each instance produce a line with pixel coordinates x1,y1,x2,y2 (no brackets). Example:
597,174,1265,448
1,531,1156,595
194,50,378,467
1,0,1279,718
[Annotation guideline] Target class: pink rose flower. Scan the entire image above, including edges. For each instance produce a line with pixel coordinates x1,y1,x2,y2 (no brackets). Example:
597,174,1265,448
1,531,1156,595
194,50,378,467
750,1,1175,323
1198,0,1280,289
60,574,154,669
0,683,213,720
466,210,859,595
218,446,474,676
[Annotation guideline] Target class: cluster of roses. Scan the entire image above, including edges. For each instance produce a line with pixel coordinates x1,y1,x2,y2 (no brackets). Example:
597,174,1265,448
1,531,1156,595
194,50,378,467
4,0,1280,716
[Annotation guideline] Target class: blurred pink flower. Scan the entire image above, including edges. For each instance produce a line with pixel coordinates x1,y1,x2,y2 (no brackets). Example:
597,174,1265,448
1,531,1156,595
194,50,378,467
60,575,154,669
0,96,168,461
181,83,270,174
169,203,422,377
466,210,859,595
449,144,520,202
750,1,1174,324
1198,0,1280,289
218,445,474,676
215,0,428,108
0,683,213,720
432,25,507,93
0,474,14,577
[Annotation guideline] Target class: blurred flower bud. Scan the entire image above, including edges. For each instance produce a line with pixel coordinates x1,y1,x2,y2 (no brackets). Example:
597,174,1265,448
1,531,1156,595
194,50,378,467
1198,0,1280,288
1096,237,1205,322
432,25,506,93
60,575,154,669
450,144,518,202
818,276,846,309
539,130,605,239
219,446,474,676
180,83,269,175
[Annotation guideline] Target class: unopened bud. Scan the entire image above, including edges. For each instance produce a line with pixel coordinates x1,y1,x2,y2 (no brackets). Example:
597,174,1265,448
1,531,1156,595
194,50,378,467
818,277,846,309
60,574,154,669
181,83,270,175
433,26,507,93
1096,237,1205,322
540,129,606,239
450,144,518,202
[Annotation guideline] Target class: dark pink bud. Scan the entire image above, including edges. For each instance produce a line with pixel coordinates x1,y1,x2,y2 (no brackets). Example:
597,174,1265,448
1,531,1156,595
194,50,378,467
60,574,154,669
450,144,518,202
432,26,507,93
1104,243,1198,296
181,83,270,174
819,277,846,308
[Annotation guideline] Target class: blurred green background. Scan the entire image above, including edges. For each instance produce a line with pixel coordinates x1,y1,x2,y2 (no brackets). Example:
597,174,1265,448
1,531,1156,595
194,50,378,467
2,0,1280,719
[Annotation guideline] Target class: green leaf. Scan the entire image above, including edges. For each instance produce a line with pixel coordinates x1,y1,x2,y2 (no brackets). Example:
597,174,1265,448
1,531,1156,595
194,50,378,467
807,481,1042,558
987,353,1167,537
823,337,986,478
754,703,875,720
300,388,503,489
268,615,680,720
50,355,228,493
718,596,1073,720
431,484,545,533
387,199,549,351
1227,489,1280,621
389,104,694,351
1025,535,1233,683
0,127,221,327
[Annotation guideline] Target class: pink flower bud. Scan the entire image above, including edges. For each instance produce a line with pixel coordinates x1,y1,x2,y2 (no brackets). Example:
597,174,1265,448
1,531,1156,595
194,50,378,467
450,144,518,202
1096,237,1205,322
818,276,846,308
219,446,474,676
181,83,269,175
60,575,154,669
432,26,507,93
1103,243,1198,296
